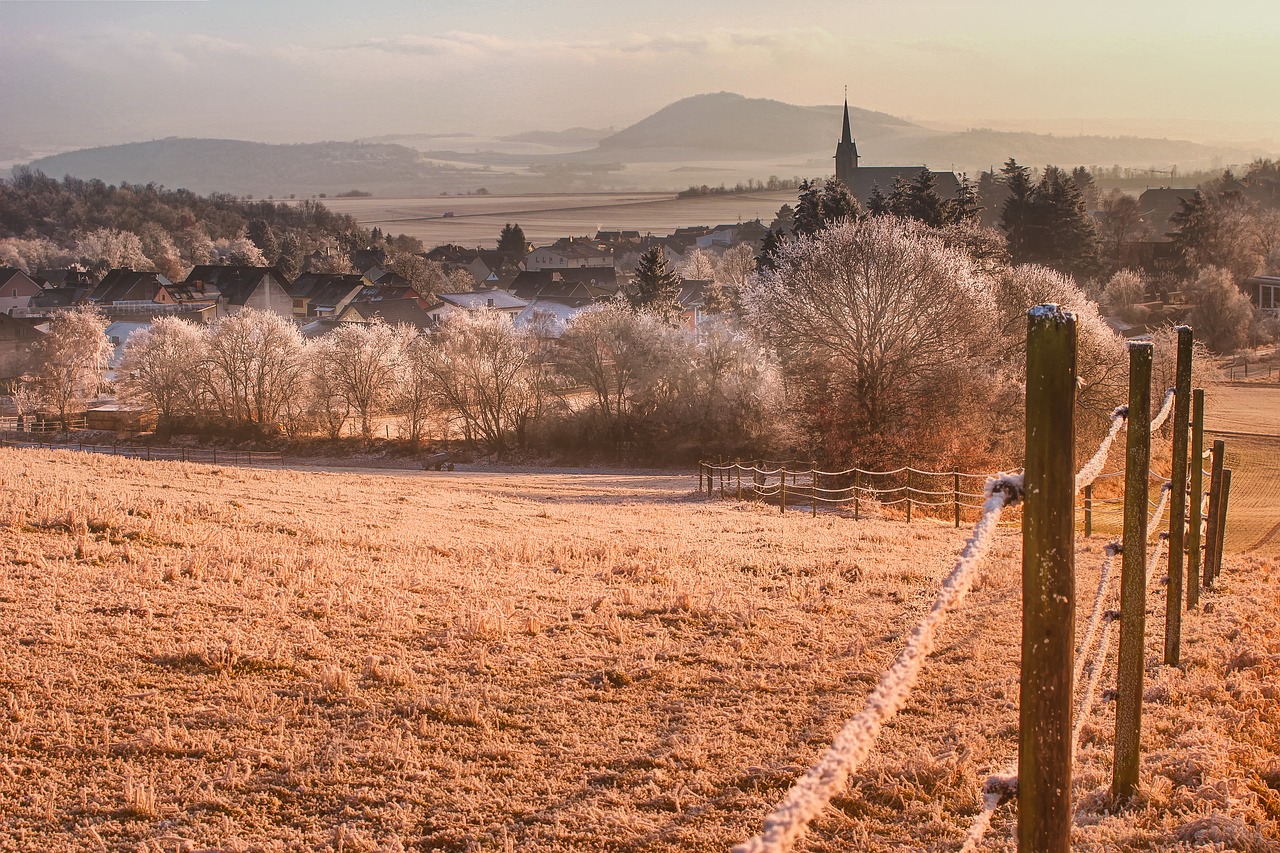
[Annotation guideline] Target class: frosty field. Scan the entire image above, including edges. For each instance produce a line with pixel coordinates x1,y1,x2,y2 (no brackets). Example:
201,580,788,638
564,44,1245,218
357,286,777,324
1,449,1277,851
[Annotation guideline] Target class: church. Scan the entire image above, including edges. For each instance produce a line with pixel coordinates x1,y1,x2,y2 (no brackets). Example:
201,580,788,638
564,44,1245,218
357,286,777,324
834,99,960,204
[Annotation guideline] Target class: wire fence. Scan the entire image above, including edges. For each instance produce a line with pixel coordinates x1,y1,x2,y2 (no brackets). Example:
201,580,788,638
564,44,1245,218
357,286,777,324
730,346,1217,852
0,438,284,467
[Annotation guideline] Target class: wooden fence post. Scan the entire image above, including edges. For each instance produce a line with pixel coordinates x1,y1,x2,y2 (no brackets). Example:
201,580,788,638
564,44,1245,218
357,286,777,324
1165,326,1193,665
811,462,818,518
1114,340,1152,802
779,466,786,514
1187,389,1205,609
1215,469,1233,578
953,472,961,528
1204,440,1225,589
853,471,860,520
1020,305,1077,853
1084,484,1093,537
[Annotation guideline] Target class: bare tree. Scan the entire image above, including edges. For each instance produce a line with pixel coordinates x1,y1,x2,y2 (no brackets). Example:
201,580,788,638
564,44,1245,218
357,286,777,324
1098,191,1149,267
117,316,209,435
557,302,675,446
1188,266,1253,353
420,310,537,453
745,217,1000,462
677,248,717,281
315,319,404,440
28,306,112,429
396,330,435,446
203,309,306,429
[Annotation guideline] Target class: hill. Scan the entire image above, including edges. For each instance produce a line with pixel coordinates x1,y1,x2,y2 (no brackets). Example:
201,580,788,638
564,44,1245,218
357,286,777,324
23,138,467,197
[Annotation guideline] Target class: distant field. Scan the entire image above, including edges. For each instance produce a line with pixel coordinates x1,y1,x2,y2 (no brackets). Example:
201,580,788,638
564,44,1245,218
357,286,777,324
1203,382,1280,555
324,190,796,247
2,449,1278,850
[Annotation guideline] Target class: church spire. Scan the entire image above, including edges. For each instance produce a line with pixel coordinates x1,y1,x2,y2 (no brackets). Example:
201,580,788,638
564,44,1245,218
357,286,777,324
835,88,859,190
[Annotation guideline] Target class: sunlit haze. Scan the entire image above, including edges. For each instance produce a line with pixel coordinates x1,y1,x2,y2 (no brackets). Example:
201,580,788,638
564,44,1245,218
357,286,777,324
3,0,1279,156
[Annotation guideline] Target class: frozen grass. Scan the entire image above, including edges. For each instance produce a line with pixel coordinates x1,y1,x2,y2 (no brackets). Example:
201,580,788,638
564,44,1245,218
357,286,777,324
0,448,1277,851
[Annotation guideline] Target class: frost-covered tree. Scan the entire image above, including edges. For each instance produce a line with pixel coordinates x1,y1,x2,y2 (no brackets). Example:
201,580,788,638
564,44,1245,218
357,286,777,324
558,301,676,447
314,319,404,440
1101,269,1150,324
746,216,1003,464
209,237,268,267
28,306,112,429
677,248,717,281
75,228,153,273
420,310,538,453
203,309,306,428
117,316,209,434
1187,266,1253,353
0,236,68,273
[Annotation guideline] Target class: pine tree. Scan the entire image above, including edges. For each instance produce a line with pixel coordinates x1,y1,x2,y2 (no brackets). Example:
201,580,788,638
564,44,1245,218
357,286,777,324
999,159,1038,263
628,246,682,321
944,174,982,225
246,218,278,261
756,229,786,272
497,222,526,254
794,178,860,237
866,184,891,217
893,168,947,227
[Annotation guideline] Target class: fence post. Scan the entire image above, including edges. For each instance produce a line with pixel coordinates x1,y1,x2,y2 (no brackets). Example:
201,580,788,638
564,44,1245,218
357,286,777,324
1215,469,1232,578
736,460,742,501
1114,340,1152,802
1019,304,1077,853
811,462,818,518
779,466,786,514
699,462,704,493
1164,326,1193,665
1187,389,1205,609
1084,484,1093,537
905,470,913,524
1203,439,1225,589
853,470,860,520
953,472,961,528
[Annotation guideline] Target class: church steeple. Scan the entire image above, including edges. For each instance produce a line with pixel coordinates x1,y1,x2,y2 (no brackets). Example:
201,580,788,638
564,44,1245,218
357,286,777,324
834,93,859,190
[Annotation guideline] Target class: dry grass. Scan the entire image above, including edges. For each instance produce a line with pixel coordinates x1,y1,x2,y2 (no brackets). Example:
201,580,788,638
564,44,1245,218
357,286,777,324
0,448,1277,851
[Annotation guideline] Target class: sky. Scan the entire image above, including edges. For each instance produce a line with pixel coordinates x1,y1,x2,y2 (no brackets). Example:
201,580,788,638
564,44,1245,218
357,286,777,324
2,0,1279,156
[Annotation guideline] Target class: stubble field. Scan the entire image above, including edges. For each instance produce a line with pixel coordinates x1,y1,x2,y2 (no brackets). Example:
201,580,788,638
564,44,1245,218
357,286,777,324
1,449,1278,852
323,190,796,248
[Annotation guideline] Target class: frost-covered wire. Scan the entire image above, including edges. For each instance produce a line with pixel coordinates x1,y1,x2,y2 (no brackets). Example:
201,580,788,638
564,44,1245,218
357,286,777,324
1073,543,1120,689
1076,407,1128,493
958,773,1019,853
732,474,1023,853
1150,387,1176,432
1071,614,1117,764
1147,483,1171,541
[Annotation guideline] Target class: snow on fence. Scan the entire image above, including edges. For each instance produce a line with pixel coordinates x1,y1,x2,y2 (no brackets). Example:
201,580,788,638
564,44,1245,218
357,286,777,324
726,314,1231,853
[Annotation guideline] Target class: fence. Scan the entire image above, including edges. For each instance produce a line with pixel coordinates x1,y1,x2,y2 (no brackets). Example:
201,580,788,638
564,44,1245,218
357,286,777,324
0,415,88,433
730,313,1233,853
0,438,284,467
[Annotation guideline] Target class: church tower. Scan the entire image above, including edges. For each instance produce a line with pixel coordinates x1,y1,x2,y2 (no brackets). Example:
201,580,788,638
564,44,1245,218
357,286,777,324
834,96,859,190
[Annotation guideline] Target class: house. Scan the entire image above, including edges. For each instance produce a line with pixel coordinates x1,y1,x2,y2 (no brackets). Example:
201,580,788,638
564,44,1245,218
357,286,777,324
509,268,620,302
1243,275,1280,316
335,298,436,331
0,312,42,380
88,269,177,306
425,289,528,324
288,273,371,318
183,266,294,318
104,320,151,380
524,238,614,272
0,268,44,315
34,268,97,290
677,280,710,335
1137,188,1196,238
21,285,91,318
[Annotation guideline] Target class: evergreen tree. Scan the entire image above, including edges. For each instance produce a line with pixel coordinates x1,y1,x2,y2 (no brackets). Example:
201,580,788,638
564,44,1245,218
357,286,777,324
770,203,796,233
246,218,278,261
999,159,1037,263
497,222,527,254
866,184,891,217
794,178,860,237
891,168,947,227
756,229,786,272
944,174,983,224
628,246,682,322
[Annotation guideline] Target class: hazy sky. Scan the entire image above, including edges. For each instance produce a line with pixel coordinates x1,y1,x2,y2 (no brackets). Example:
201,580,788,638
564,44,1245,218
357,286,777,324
2,0,1278,154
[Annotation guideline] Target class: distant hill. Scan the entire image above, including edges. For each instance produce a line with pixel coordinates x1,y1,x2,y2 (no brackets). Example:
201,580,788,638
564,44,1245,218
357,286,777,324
500,127,613,147
23,138,461,196
594,92,920,157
